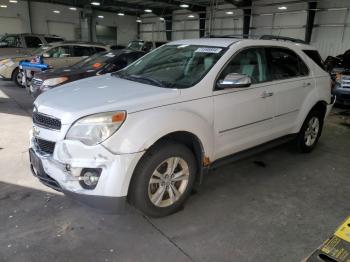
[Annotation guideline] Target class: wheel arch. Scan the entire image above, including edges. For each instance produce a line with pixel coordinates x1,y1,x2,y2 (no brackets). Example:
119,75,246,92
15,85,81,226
11,66,19,80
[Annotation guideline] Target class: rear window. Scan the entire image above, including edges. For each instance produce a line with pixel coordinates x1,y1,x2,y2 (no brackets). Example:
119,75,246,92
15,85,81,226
303,50,326,70
45,37,64,43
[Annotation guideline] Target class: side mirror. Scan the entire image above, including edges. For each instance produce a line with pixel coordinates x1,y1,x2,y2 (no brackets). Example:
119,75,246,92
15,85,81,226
43,53,50,58
216,73,251,89
0,41,8,47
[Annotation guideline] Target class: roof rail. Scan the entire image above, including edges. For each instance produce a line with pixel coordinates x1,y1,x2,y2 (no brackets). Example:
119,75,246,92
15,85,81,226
260,35,306,44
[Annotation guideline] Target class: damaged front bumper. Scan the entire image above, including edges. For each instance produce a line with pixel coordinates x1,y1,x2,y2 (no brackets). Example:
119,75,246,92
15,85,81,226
29,132,144,213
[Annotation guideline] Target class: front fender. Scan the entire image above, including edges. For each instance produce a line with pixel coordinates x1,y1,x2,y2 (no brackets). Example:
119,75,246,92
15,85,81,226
103,105,214,159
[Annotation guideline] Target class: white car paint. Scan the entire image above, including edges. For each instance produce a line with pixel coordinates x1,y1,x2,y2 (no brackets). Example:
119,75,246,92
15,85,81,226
30,38,333,208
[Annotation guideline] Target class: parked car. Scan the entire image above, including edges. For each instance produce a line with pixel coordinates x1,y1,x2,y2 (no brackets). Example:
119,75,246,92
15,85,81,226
126,40,167,52
30,38,334,217
0,41,109,87
30,49,145,98
0,33,64,56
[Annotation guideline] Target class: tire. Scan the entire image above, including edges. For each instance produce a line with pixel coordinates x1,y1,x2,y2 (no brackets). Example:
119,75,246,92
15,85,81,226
12,68,24,88
128,141,197,217
296,109,324,153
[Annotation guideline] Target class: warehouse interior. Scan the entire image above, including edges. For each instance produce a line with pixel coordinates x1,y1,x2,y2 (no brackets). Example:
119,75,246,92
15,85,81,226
1,0,350,261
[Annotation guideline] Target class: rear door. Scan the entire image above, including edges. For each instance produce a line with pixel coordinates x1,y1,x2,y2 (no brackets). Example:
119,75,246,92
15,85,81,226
266,47,313,136
64,45,94,66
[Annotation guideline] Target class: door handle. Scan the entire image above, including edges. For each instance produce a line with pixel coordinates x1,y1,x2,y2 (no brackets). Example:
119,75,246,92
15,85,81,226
302,82,311,88
261,91,274,98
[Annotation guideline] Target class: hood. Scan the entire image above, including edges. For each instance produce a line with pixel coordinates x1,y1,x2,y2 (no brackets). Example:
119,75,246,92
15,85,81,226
34,74,180,125
0,53,32,61
35,66,96,80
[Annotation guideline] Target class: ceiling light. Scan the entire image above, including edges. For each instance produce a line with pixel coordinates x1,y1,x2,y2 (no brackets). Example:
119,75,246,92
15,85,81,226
69,7,77,11
226,11,234,15
144,9,152,13
188,14,195,18
136,18,142,23
53,10,60,13
278,6,287,10
118,12,125,16
91,2,100,6
98,15,104,18
0,4,7,8
9,0,18,3
159,17,165,21
180,4,189,8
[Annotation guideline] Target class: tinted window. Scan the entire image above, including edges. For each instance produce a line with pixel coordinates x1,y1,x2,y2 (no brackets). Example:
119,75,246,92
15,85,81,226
94,47,106,53
46,46,71,58
303,50,326,70
2,35,20,47
72,46,93,56
25,36,43,48
219,48,268,84
44,37,64,43
267,48,308,80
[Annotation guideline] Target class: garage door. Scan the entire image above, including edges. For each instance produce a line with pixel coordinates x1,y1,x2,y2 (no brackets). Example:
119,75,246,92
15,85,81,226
0,17,23,34
47,21,75,40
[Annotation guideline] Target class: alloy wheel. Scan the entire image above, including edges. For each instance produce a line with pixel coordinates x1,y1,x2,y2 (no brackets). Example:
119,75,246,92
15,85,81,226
304,116,320,147
148,157,189,208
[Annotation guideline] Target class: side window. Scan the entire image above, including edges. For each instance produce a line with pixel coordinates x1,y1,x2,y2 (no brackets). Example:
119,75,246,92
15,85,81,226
46,46,71,58
267,48,309,80
94,47,106,53
25,36,43,48
73,46,93,57
219,48,268,84
3,36,20,47
44,37,64,43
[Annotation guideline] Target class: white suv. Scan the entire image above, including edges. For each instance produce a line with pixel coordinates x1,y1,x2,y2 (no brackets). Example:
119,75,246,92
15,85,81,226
29,38,334,217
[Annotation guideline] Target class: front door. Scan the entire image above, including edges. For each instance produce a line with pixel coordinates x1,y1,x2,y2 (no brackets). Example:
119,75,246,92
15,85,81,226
213,47,274,159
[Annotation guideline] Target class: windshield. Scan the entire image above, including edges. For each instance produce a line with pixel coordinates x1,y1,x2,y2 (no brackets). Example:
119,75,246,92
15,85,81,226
113,44,225,88
72,51,118,70
127,41,144,51
31,45,52,55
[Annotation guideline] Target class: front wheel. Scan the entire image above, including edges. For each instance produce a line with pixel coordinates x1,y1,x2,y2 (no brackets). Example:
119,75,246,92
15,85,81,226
296,110,324,153
12,68,24,88
128,142,197,217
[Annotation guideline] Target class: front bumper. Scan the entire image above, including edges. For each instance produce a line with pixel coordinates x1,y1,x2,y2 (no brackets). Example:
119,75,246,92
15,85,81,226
29,133,144,213
332,88,350,105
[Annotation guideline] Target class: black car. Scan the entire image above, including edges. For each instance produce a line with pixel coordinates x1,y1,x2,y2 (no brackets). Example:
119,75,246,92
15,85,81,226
30,49,145,98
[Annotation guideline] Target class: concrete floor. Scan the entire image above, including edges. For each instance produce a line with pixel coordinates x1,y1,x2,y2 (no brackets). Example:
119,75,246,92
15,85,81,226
0,81,350,262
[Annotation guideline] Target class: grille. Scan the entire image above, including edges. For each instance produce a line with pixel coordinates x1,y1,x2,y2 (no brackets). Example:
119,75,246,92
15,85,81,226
33,112,61,130
35,138,56,155
341,76,350,89
31,78,43,90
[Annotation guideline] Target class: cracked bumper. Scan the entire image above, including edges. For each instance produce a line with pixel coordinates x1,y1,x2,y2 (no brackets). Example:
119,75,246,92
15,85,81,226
29,132,144,212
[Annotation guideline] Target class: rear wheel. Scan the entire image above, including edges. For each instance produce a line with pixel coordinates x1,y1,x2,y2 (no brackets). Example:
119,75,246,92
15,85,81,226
129,142,197,217
296,110,324,153
12,68,24,88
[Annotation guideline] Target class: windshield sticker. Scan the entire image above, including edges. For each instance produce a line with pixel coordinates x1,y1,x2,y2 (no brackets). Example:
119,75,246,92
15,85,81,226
104,53,116,58
195,47,222,53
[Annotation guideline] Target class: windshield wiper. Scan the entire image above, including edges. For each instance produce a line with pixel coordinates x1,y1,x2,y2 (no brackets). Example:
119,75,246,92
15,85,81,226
128,74,165,87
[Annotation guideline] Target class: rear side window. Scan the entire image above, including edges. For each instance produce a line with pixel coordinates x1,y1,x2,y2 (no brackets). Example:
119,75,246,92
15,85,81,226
72,46,93,56
25,36,42,48
45,37,64,43
94,47,107,53
303,50,326,70
267,48,309,80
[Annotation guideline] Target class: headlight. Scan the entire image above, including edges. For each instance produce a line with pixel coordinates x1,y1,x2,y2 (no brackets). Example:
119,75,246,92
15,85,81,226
42,77,68,87
66,111,126,146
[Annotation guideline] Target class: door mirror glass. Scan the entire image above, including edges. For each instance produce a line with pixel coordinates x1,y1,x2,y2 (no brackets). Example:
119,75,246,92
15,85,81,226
0,41,8,47
217,73,251,89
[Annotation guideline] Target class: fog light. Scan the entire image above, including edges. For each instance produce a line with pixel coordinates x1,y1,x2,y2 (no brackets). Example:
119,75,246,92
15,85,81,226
79,168,102,190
